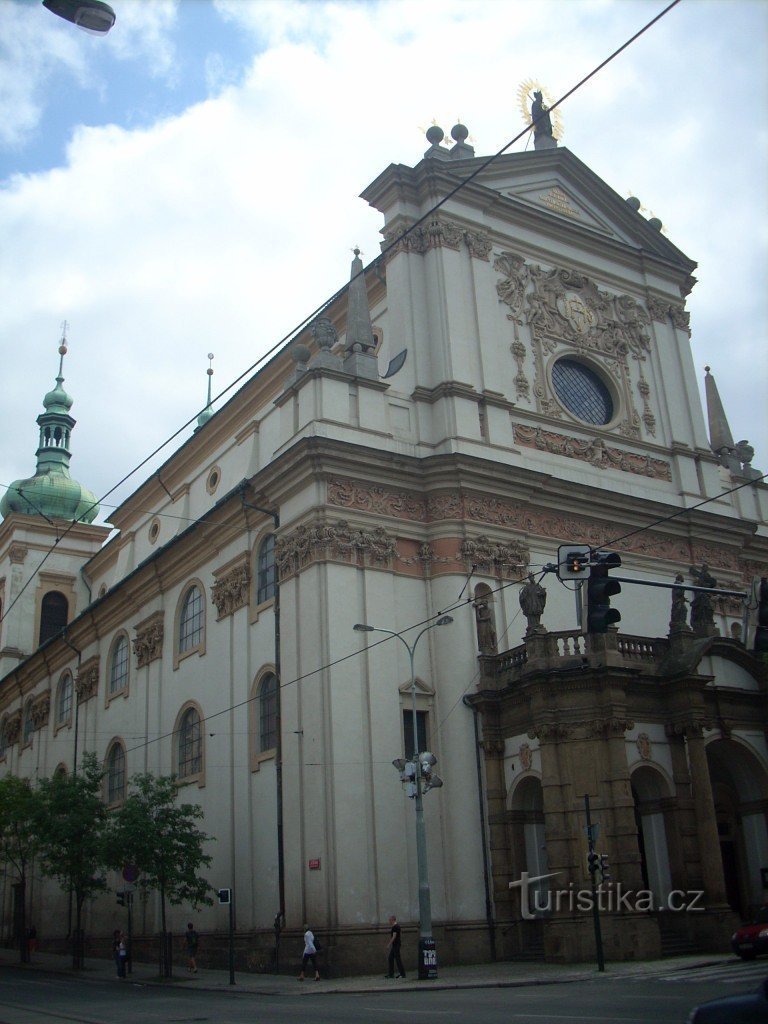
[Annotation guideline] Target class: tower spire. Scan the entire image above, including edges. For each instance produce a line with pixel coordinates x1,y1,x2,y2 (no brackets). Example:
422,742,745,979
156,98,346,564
195,353,215,432
704,365,735,461
342,248,379,381
0,328,99,523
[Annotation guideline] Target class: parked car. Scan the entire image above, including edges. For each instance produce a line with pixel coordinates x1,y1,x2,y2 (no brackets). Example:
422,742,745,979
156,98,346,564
731,906,768,960
687,977,768,1022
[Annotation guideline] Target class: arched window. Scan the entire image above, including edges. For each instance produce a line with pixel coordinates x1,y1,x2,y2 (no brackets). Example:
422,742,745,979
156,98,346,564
259,673,278,752
178,584,204,655
109,635,130,696
177,706,202,780
56,672,73,727
39,591,68,645
22,700,34,747
257,534,276,604
106,742,126,805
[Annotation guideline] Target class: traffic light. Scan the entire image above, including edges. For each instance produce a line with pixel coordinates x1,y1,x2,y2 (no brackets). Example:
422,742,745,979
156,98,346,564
599,854,611,882
116,891,125,907
586,551,622,633
754,577,768,654
587,851,599,875
557,544,591,580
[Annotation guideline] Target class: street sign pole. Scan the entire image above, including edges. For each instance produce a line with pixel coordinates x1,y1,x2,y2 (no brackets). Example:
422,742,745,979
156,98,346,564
584,794,605,972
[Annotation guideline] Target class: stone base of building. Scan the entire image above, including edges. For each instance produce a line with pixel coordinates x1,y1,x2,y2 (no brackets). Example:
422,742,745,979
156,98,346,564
543,912,662,962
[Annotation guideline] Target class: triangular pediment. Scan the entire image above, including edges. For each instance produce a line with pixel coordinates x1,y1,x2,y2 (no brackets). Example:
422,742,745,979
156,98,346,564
461,147,694,268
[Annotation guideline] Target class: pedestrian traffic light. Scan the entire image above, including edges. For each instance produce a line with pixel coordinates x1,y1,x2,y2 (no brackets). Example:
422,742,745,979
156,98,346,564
557,544,591,580
586,551,622,633
599,854,611,882
754,577,768,654
587,851,599,875
116,891,125,906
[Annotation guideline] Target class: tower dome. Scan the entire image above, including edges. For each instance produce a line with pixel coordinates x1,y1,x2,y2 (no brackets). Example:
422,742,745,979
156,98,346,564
0,330,99,523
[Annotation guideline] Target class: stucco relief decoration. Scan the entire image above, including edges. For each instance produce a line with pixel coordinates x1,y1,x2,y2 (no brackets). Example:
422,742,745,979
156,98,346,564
585,717,634,738
212,565,250,619
276,519,398,577
328,479,427,521
647,297,691,336
133,619,164,669
459,535,529,575
464,229,493,260
31,691,51,730
513,424,671,480
519,742,533,770
75,659,99,703
636,733,652,760
528,723,572,742
383,215,478,260
5,710,21,744
9,543,28,564
494,252,529,331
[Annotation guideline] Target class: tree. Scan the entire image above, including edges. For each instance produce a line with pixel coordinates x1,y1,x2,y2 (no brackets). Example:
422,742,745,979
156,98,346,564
111,773,213,976
0,776,43,963
36,753,113,968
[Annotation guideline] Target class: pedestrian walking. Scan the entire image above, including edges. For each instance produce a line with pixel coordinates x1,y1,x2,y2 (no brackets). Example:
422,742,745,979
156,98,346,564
112,929,123,977
117,931,128,978
185,922,198,973
385,915,405,978
298,924,320,980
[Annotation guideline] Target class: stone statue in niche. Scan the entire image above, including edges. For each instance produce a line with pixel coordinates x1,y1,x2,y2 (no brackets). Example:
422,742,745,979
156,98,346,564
690,563,718,637
519,574,547,634
473,589,498,655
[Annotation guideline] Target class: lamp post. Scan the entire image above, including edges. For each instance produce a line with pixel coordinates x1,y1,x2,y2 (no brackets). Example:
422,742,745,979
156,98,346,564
354,614,453,979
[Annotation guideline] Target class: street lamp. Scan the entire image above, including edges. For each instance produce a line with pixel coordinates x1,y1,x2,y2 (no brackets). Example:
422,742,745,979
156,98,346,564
42,0,116,34
354,614,453,979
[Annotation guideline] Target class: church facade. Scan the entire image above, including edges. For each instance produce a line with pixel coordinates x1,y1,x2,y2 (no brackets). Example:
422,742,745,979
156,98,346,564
1,119,766,970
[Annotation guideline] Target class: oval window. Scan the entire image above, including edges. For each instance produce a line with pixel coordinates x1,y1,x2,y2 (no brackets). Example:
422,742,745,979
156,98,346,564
552,358,613,425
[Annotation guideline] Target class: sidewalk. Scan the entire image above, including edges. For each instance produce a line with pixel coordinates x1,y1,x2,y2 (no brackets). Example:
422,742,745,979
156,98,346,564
0,947,733,996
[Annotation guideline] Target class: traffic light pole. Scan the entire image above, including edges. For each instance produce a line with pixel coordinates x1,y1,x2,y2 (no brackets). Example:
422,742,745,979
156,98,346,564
584,794,605,973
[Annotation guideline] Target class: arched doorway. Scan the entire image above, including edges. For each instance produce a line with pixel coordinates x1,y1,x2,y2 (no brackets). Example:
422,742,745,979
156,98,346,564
631,765,673,906
706,738,768,918
509,775,548,915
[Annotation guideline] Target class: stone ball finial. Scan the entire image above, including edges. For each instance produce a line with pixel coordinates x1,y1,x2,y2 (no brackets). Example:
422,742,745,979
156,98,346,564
426,125,444,146
704,365,711,373
451,123,469,143
58,343,68,356
626,196,641,211
291,343,311,366
648,217,663,231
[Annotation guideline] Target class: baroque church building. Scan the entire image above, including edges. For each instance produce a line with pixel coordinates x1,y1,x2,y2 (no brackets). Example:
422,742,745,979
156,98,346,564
1,115,767,971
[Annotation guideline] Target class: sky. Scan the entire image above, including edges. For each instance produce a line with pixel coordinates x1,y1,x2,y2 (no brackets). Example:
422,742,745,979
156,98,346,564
1,0,766,528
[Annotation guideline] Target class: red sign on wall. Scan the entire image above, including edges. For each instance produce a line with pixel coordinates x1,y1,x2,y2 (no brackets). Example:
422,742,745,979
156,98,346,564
308,858,321,870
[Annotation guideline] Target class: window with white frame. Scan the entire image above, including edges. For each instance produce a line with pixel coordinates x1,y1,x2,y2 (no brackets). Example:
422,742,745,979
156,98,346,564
109,635,129,695
256,534,276,604
259,673,278,752
56,672,73,726
177,706,202,779
178,584,204,654
106,742,126,804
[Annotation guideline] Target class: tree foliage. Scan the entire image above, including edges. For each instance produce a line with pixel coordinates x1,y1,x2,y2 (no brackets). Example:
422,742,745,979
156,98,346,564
0,775,42,963
36,753,112,966
111,773,214,944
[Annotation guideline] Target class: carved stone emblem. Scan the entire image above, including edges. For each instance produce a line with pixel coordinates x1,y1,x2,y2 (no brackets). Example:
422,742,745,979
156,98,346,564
636,733,652,760
557,291,598,335
519,742,533,770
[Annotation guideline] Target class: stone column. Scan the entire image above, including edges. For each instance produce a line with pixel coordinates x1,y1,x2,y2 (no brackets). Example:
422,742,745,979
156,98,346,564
682,723,728,906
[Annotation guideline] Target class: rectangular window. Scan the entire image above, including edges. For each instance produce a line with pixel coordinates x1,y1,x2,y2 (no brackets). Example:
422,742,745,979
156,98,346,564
402,709,428,760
